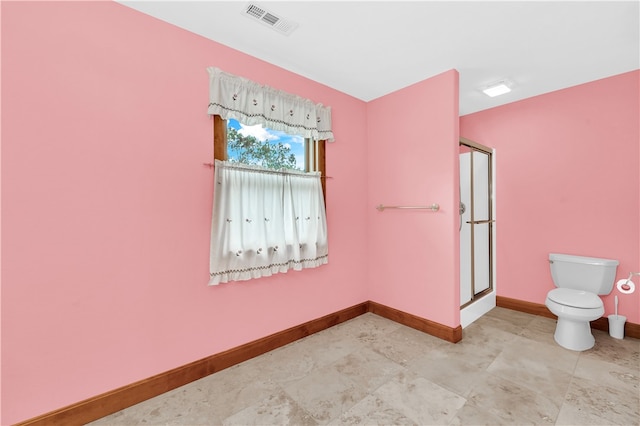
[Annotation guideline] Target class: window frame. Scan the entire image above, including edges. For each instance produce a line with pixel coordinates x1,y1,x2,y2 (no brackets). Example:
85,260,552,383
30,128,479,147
213,115,326,199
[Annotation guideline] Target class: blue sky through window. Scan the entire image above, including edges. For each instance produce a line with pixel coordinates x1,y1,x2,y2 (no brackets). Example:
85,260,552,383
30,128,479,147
227,118,305,170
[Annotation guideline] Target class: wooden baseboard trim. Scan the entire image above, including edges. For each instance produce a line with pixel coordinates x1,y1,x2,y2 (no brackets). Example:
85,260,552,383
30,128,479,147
496,295,640,339
17,302,369,426
495,295,556,319
367,301,462,343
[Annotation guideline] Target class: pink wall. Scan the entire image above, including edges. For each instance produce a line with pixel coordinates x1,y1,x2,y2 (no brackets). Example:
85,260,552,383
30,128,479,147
1,2,369,424
366,71,460,327
460,71,640,324
4,2,637,424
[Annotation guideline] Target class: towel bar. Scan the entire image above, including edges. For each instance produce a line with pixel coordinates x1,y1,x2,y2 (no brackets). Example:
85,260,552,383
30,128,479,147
376,204,439,212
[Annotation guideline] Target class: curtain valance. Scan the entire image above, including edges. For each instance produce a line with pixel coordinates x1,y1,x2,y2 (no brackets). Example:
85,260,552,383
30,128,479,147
207,67,334,142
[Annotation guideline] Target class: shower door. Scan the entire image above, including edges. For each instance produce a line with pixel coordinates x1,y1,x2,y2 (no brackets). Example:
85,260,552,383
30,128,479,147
460,139,494,308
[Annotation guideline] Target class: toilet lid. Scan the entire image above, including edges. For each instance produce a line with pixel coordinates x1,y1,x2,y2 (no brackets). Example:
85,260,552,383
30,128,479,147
547,288,602,308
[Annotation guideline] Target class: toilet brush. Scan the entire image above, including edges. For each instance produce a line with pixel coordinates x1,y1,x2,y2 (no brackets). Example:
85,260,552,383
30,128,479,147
615,295,619,319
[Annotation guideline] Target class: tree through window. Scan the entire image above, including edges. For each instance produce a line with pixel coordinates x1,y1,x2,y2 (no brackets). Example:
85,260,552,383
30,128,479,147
213,115,326,196
227,118,303,170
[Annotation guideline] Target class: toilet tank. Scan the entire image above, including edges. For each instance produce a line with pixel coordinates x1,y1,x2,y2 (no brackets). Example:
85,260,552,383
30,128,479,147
549,253,619,294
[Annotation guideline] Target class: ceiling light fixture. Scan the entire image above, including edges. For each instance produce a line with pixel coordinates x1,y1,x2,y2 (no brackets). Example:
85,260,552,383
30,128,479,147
482,80,512,97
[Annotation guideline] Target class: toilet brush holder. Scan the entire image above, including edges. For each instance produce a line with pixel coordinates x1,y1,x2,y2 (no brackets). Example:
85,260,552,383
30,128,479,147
608,315,626,339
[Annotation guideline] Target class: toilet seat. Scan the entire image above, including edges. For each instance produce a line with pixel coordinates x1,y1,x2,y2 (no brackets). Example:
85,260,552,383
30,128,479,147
547,288,602,309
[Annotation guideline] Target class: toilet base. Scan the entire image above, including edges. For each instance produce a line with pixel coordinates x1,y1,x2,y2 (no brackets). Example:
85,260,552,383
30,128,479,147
554,317,595,351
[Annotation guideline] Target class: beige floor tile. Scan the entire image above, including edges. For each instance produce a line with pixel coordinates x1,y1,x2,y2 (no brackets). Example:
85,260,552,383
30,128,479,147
555,400,616,426
222,390,316,426
408,351,491,397
582,329,640,372
373,370,466,425
327,394,417,426
368,322,448,366
518,315,560,347
563,375,640,425
460,319,521,354
487,335,578,400
466,373,561,424
281,363,367,424
573,355,639,394
331,346,405,391
485,306,538,326
450,401,513,426
327,312,401,343
185,365,282,420
475,309,534,335
250,331,362,386
423,337,502,371
89,382,226,425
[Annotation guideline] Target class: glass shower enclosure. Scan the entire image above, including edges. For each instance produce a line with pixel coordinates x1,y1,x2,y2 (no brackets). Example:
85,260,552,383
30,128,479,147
460,138,495,326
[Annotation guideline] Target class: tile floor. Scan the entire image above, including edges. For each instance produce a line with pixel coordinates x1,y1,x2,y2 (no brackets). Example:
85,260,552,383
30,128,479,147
89,308,640,425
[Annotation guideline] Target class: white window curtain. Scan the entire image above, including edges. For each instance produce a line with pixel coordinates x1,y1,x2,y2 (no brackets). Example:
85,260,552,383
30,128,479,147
209,160,328,285
207,67,334,142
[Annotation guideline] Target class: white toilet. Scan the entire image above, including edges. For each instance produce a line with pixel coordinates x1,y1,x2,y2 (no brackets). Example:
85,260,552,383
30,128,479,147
545,253,619,351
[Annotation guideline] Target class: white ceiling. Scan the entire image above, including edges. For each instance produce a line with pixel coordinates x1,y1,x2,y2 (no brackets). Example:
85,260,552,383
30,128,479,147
117,1,639,115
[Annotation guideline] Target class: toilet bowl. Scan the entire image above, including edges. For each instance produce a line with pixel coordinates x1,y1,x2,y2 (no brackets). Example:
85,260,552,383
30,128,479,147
544,253,618,351
545,288,604,351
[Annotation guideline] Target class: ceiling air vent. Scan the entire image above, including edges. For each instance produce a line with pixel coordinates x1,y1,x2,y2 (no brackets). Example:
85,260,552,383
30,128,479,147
242,3,299,36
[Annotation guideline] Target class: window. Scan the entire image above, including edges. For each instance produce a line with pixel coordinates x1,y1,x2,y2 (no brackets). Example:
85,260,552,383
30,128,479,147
213,115,326,197
227,118,302,170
